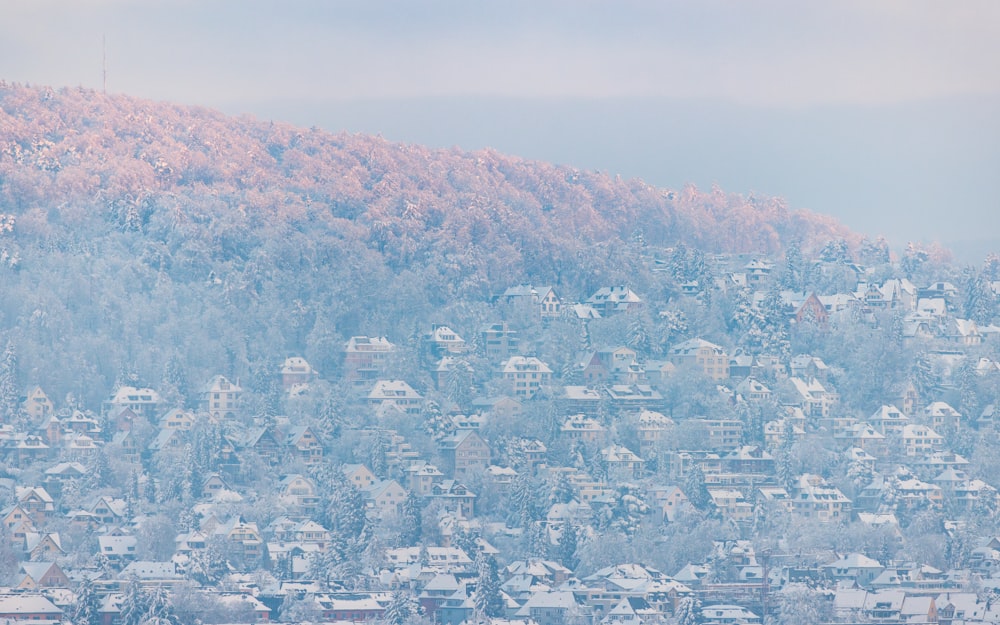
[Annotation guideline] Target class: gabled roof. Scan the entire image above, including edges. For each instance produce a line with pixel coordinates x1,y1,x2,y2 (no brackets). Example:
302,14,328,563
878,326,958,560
669,338,725,356
0,594,63,615
98,535,137,555
824,553,883,570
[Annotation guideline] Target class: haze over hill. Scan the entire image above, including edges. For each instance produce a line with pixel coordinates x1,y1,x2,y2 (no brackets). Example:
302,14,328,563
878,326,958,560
0,82,861,403
4,2,997,254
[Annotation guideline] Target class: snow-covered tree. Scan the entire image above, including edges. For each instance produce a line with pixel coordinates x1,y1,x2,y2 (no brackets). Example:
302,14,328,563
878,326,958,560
474,551,504,619
383,590,423,625
71,577,102,625
118,577,151,625
673,595,702,625
773,583,829,625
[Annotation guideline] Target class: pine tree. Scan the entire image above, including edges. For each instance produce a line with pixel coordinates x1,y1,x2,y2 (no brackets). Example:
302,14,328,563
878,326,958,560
549,473,577,505
964,269,997,325
0,339,21,424
71,577,102,625
383,590,422,625
683,464,711,511
445,359,474,408
144,585,176,625
474,551,504,619
400,492,424,546
368,430,389,478
776,421,797,490
328,479,367,541
674,595,702,625
779,241,804,291
118,577,151,625
554,523,579,571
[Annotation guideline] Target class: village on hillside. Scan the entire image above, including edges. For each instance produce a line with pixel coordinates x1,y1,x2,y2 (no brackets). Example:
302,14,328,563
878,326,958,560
2,246,1000,625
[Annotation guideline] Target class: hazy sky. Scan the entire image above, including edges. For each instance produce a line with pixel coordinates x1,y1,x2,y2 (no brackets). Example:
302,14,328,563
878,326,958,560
2,1,999,255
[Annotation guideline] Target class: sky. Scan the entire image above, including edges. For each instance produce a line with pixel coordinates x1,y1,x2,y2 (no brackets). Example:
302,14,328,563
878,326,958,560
2,1,999,258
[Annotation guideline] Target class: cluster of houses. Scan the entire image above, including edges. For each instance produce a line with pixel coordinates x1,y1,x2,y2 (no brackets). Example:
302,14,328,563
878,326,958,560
2,253,1000,624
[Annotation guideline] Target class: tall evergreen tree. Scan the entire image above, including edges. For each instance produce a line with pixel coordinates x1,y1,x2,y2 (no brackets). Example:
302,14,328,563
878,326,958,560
684,464,712,512
554,523,579,571
0,339,21,425
474,551,504,619
71,577,102,625
118,577,151,625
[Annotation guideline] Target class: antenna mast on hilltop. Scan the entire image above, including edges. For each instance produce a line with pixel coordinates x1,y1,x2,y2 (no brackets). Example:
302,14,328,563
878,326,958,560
102,34,107,93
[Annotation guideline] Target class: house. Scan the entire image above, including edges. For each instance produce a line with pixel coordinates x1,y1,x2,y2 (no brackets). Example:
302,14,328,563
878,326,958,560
785,377,838,418
502,284,562,318
822,553,885,587
200,375,241,419
472,395,523,420
438,429,491,477
64,410,101,435
601,445,644,478
16,487,54,524
922,401,962,430
314,592,390,622
561,414,606,444
795,292,829,324
668,339,729,380
480,322,520,360
790,355,830,381
605,384,663,411
403,462,445,495
361,479,408,519
286,426,323,465
342,464,378,490
790,474,852,522
278,474,320,515
733,377,771,402
635,409,674,458
159,408,196,430
343,336,395,385
213,516,263,562
428,480,476,518
109,430,140,462
293,520,331,549
20,386,53,422
65,432,100,458
368,380,423,414
500,356,553,399
23,532,64,561
707,489,753,522
90,496,127,525
744,259,772,285
869,404,909,434
14,561,68,589
281,356,318,390
587,286,643,315
2,505,36,542
244,426,283,464
42,461,85,498
102,385,161,420
98,535,138,563
0,593,65,621
941,318,982,345
835,422,886,454
699,604,762,625
721,446,774,475
764,418,805,449
515,590,588,625
560,386,604,415
688,419,743,450
423,325,469,360
579,347,640,384
901,424,944,457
